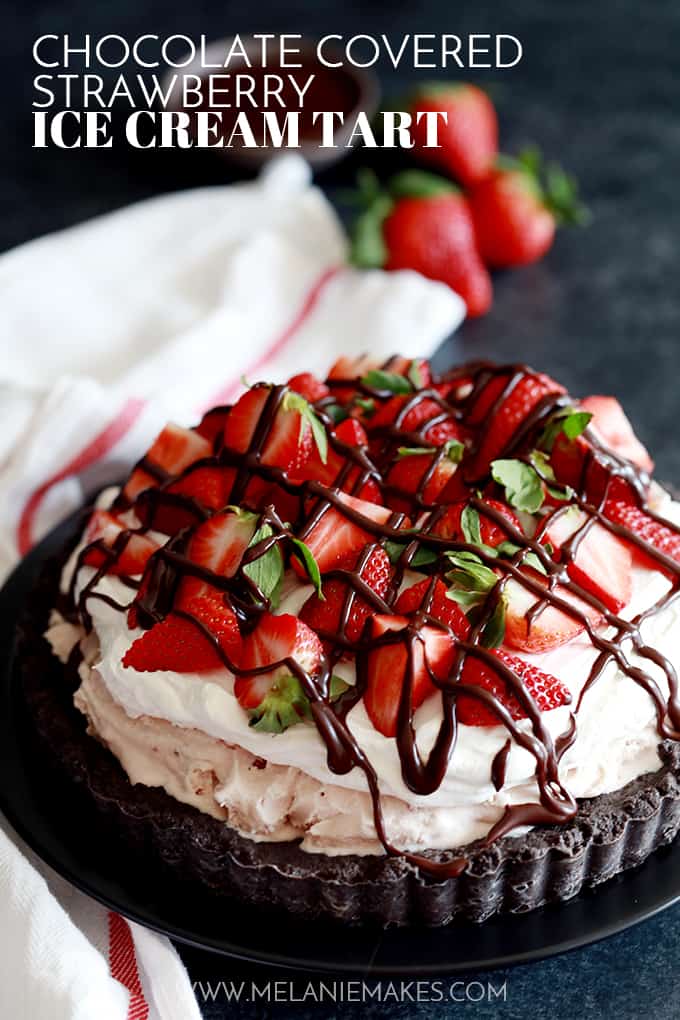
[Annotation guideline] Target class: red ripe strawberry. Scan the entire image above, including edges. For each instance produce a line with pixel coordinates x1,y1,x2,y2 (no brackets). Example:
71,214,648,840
195,406,230,445
224,385,319,476
382,190,492,318
603,501,680,575
395,578,470,638
386,449,458,511
287,372,330,403
363,614,456,737
151,465,235,535
178,508,258,604
456,649,570,726
83,510,158,576
431,499,521,547
327,355,380,403
466,370,564,478
409,84,498,187
580,396,653,473
300,546,391,643
298,417,382,506
541,506,632,612
349,170,491,318
551,432,639,505
469,151,587,269
368,395,462,448
504,569,602,654
235,613,322,731
123,595,241,673
296,491,395,576
124,424,212,502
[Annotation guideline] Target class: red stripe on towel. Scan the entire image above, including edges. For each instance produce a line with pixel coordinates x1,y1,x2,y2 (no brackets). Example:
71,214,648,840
16,397,146,555
108,912,149,1020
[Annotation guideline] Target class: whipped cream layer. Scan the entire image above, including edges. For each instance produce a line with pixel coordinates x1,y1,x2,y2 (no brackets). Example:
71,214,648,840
51,487,680,855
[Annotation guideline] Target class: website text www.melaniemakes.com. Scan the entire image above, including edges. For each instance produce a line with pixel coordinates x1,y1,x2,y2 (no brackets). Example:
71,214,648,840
192,978,508,1005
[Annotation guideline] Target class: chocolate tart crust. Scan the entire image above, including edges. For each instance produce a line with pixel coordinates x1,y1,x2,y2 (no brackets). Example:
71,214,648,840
17,552,680,927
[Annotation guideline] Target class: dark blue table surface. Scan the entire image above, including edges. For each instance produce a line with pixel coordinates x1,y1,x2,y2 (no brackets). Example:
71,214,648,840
4,0,680,1016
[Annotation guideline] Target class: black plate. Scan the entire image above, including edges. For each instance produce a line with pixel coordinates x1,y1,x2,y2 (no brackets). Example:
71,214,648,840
2,509,680,976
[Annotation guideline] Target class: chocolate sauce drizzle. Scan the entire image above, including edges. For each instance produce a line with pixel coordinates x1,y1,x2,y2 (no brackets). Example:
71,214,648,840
65,360,680,877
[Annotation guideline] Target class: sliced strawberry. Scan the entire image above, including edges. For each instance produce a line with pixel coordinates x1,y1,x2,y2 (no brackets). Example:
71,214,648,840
395,578,470,638
296,491,395,575
287,372,330,403
465,371,564,478
178,508,259,603
298,417,369,488
551,432,640,505
327,355,380,402
195,406,230,445
431,499,521,548
123,594,241,673
369,395,462,448
503,568,602,653
386,450,458,511
580,396,653,473
541,506,632,612
603,501,680,575
124,424,212,502
456,649,570,726
235,613,322,731
300,546,391,643
83,510,158,576
363,614,456,737
223,385,317,476
150,465,236,535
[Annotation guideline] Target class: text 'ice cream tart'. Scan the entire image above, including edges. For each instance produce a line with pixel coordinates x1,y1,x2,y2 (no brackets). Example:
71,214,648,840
25,355,680,925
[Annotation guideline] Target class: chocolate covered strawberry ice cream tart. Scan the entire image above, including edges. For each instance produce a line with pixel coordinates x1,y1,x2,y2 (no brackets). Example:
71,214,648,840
28,355,680,924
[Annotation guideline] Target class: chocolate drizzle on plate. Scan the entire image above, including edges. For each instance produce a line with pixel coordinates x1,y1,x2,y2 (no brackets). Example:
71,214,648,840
64,359,680,877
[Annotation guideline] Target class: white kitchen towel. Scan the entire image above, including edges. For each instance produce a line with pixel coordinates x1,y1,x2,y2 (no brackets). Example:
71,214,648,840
0,155,465,1020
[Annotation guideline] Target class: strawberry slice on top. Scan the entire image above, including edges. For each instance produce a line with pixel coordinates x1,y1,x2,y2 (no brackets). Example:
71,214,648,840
295,491,396,575
503,569,602,654
178,508,259,604
604,500,680,576
236,613,323,732
123,424,213,503
300,545,391,644
83,510,159,577
465,370,565,479
541,505,632,613
223,384,324,477
363,614,456,738
456,650,571,726
123,594,241,673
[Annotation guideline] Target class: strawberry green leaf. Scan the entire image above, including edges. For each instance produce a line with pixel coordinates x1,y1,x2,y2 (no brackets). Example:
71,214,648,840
247,674,311,733
539,408,593,452
445,439,465,463
290,537,324,599
383,539,438,568
352,396,376,416
495,540,548,575
361,369,413,395
480,597,506,649
397,445,434,458
407,360,424,389
284,392,328,465
388,169,458,200
323,402,348,425
349,195,394,269
491,459,545,514
446,550,498,594
329,675,349,699
460,505,482,546
243,524,284,609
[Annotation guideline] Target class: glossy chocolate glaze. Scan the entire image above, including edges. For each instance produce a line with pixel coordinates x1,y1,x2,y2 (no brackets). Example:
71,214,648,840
65,359,680,876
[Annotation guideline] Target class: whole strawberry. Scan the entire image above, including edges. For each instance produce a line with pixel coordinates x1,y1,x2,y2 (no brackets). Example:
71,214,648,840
469,148,588,268
409,83,498,187
350,170,492,318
